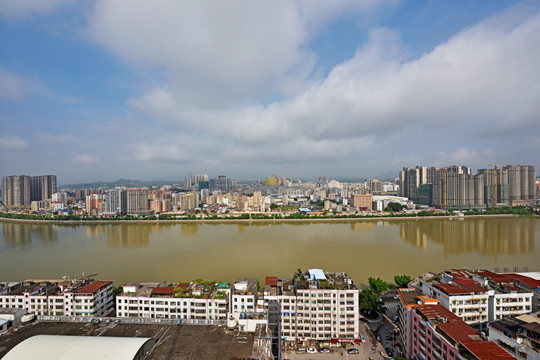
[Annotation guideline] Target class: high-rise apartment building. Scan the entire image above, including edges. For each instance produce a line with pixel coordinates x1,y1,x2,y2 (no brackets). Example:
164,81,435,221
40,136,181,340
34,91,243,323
184,174,209,188
1,175,31,206
103,188,127,216
209,175,233,193
30,175,57,201
400,165,535,209
126,188,149,215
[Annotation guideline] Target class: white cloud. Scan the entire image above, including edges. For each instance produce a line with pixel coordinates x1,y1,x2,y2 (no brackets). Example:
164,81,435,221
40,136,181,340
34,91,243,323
72,153,99,164
88,0,389,108
132,142,189,162
0,136,28,150
34,133,79,144
0,0,74,19
0,66,22,99
83,3,540,179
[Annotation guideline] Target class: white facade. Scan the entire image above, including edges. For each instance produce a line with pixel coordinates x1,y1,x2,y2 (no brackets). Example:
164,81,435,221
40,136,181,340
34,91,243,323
0,280,113,317
267,289,359,341
116,283,229,320
264,272,360,342
422,277,533,326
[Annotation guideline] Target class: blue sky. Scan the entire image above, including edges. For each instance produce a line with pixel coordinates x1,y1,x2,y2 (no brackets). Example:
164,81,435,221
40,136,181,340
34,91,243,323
1,0,540,184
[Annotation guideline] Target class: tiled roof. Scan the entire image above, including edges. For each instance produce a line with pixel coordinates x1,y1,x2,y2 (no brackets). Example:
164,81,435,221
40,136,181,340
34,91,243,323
151,286,175,295
265,276,278,286
77,280,112,294
476,271,515,284
434,282,470,295
461,340,517,360
505,273,540,289
453,279,487,293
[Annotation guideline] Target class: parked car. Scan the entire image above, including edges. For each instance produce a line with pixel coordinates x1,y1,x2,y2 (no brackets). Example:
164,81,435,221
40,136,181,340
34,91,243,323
386,347,393,357
295,348,306,354
320,347,330,353
347,348,359,354
307,348,317,354
376,335,381,342
394,295,400,300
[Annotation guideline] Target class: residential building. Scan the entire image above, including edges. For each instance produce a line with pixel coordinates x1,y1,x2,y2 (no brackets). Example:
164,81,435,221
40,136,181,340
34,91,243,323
411,304,516,360
396,287,440,359
103,188,127,216
0,279,113,317
126,188,149,215
30,175,57,201
488,313,540,360
209,175,233,193
116,281,230,320
264,269,360,344
232,278,258,314
184,174,209,189
85,193,103,215
420,269,533,327
399,164,536,208
1,175,31,206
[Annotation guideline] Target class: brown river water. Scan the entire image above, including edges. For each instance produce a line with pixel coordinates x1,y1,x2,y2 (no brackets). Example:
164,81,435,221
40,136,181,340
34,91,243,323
1,217,538,286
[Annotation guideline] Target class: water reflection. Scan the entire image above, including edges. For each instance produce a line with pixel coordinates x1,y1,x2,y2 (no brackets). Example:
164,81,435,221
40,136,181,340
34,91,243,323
350,222,374,231
2,222,58,247
181,223,200,236
83,223,174,248
399,218,536,255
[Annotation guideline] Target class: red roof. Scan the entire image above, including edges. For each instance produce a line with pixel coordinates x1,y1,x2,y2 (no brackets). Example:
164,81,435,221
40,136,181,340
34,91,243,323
434,282,470,295
416,305,479,344
453,279,487,293
176,282,190,289
77,280,112,294
461,340,517,359
151,286,175,295
476,271,515,284
265,276,278,286
505,273,540,289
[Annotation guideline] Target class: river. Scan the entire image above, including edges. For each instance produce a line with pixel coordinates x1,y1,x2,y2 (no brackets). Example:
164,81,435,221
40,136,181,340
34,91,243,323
0,217,538,286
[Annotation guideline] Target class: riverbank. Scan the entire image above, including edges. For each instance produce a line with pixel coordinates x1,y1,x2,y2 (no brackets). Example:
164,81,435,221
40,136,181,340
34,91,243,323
0,213,522,225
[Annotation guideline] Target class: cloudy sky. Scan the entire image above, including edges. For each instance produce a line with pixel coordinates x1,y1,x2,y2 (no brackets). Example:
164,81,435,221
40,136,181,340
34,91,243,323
1,0,539,184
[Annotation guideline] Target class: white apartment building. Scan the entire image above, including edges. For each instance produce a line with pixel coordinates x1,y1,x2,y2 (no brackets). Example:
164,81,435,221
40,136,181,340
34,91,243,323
263,270,360,343
231,278,258,314
421,269,533,326
0,279,113,317
116,281,230,320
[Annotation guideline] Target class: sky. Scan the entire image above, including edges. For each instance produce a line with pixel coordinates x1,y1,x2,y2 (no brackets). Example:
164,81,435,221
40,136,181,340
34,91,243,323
1,0,540,184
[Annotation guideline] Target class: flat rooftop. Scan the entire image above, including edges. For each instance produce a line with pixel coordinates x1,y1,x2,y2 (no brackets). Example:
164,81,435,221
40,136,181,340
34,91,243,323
0,321,255,360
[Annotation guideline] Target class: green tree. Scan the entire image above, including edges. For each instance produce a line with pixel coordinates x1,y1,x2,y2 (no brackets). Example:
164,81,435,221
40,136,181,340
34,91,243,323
385,202,404,212
394,274,412,288
359,288,385,317
368,277,389,294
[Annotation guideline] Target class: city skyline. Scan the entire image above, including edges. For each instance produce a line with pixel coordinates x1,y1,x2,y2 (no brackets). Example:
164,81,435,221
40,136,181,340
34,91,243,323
2,1,540,183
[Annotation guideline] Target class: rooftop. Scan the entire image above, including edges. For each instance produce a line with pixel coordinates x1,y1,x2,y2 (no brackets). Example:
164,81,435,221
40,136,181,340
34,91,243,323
77,280,112,295
460,340,517,360
433,282,472,296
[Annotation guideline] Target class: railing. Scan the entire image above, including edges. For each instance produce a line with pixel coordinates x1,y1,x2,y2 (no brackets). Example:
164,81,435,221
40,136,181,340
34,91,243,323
37,315,225,326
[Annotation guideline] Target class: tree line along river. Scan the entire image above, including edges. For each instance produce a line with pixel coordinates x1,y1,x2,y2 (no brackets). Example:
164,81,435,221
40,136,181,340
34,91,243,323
0,216,538,286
